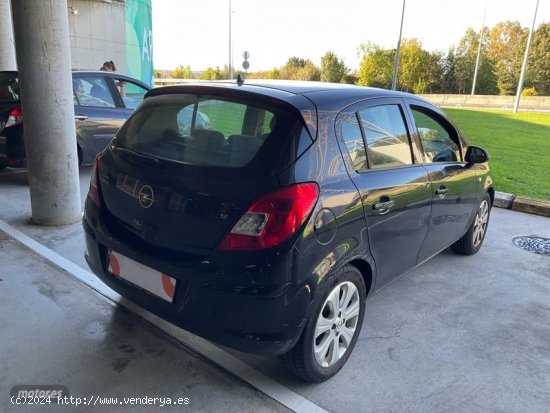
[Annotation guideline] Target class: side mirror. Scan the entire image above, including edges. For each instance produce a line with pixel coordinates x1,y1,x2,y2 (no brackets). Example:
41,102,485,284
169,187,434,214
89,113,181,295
465,146,489,164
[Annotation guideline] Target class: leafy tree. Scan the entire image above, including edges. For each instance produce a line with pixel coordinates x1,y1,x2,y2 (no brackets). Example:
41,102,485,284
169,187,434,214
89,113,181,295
267,68,282,79
357,42,394,88
280,57,320,80
397,38,431,93
297,60,321,81
247,68,282,79
527,23,550,95
342,72,358,85
454,27,496,94
441,48,458,93
199,66,224,80
320,51,347,83
486,21,527,95
423,51,446,93
356,39,443,92
172,65,194,79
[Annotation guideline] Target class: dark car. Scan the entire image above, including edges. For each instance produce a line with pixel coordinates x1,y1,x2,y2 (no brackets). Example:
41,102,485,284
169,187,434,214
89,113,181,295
0,70,150,169
82,80,493,382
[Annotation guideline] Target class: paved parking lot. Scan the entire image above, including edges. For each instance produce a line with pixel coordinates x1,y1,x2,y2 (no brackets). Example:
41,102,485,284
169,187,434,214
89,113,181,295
1,167,549,412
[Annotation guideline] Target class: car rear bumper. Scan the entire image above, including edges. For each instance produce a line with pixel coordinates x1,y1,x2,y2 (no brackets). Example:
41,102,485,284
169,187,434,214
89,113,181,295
82,212,311,356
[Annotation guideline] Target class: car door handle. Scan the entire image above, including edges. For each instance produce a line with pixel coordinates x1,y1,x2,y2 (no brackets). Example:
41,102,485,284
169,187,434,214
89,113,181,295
435,186,448,197
374,199,395,215
75,115,88,121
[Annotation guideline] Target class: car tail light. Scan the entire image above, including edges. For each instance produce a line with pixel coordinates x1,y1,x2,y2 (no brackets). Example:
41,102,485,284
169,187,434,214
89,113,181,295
5,107,23,128
218,183,319,251
7,157,24,167
89,156,102,207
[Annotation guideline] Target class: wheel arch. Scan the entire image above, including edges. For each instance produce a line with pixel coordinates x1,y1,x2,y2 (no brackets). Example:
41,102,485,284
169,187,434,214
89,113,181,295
347,259,374,297
487,186,495,207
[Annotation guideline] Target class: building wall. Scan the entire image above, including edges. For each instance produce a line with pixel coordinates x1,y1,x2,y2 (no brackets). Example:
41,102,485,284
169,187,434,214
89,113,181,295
67,0,152,85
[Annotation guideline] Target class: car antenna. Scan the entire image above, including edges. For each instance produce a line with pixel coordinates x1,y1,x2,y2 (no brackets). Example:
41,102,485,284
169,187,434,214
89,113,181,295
236,73,245,86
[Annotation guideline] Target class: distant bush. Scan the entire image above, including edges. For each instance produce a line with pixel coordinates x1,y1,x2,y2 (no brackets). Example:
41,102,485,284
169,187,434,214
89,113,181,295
521,87,538,96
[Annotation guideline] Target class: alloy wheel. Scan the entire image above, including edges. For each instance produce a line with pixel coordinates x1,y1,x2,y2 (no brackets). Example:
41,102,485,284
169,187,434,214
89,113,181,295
473,199,489,247
313,281,360,368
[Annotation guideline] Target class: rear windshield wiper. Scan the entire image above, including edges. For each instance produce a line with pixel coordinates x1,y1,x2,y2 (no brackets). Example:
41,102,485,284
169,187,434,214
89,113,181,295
113,147,162,168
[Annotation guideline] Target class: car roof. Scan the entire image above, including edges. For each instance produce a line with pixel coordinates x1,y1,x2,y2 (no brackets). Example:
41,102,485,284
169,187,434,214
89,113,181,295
0,69,151,90
147,79,427,110
71,70,151,88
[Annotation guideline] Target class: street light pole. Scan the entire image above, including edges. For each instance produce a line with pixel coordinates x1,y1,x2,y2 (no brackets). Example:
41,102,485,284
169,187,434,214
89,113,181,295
228,0,233,80
391,0,406,90
513,0,539,113
471,5,487,95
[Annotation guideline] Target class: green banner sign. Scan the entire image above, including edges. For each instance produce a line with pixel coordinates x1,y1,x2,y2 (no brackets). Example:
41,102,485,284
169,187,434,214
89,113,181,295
125,0,153,86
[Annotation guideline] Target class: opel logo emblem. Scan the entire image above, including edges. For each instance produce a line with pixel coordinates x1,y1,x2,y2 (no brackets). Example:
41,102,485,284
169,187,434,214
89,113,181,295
138,185,154,208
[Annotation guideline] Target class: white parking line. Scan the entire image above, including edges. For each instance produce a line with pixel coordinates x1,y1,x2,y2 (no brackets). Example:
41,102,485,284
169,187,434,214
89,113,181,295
0,219,329,413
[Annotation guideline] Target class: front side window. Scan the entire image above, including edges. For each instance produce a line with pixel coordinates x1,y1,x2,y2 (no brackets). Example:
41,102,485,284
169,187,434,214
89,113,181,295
411,107,461,163
117,79,149,110
73,76,115,108
358,105,412,168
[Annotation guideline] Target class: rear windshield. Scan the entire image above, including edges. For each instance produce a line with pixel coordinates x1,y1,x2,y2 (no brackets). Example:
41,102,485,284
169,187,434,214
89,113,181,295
0,72,19,101
116,94,305,169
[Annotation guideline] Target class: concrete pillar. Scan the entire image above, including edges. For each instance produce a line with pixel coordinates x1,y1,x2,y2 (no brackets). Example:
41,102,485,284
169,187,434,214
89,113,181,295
11,0,81,225
0,0,16,70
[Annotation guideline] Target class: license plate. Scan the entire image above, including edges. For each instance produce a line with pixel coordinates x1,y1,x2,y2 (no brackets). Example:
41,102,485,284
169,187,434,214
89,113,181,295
107,251,176,303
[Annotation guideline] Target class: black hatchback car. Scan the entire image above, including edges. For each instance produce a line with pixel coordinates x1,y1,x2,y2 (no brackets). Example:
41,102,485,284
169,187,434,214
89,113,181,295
0,70,150,169
83,80,493,382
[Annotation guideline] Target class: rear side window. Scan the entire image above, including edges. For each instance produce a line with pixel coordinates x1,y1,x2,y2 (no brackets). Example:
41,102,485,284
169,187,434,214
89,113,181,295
117,94,303,169
340,114,368,171
358,105,412,168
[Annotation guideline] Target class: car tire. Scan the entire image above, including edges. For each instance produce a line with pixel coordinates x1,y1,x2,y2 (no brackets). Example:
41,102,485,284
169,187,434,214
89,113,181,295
451,192,491,255
281,265,366,382
0,160,6,170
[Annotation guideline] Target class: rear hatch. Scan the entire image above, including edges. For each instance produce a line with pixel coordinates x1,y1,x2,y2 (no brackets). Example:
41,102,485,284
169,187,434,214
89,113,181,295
97,89,315,256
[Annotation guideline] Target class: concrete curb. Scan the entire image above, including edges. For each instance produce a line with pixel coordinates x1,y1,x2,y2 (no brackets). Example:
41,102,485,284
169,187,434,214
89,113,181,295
494,191,550,218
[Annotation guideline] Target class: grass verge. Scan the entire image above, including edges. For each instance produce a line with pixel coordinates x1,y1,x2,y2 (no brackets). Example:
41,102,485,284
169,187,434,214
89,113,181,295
445,109,550,201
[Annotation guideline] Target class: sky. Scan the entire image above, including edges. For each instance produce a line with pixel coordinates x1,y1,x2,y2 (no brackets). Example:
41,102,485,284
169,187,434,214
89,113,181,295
152,0,550,72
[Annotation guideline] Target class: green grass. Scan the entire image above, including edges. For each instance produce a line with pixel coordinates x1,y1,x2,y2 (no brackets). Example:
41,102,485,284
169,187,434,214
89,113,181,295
444,109,550,201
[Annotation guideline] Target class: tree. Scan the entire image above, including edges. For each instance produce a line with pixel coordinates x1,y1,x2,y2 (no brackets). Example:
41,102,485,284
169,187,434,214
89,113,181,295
441,48,459,93
423,51,446,93
199,66,224,80
320,51,347,83
357,42,394,88
527,23,550,95
297,60,321,81
486,21,527,95
454,27,496,94
280,57,320,81
397,38,431,93
172,65,194,79
248,68,282,79
356,39,442,92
